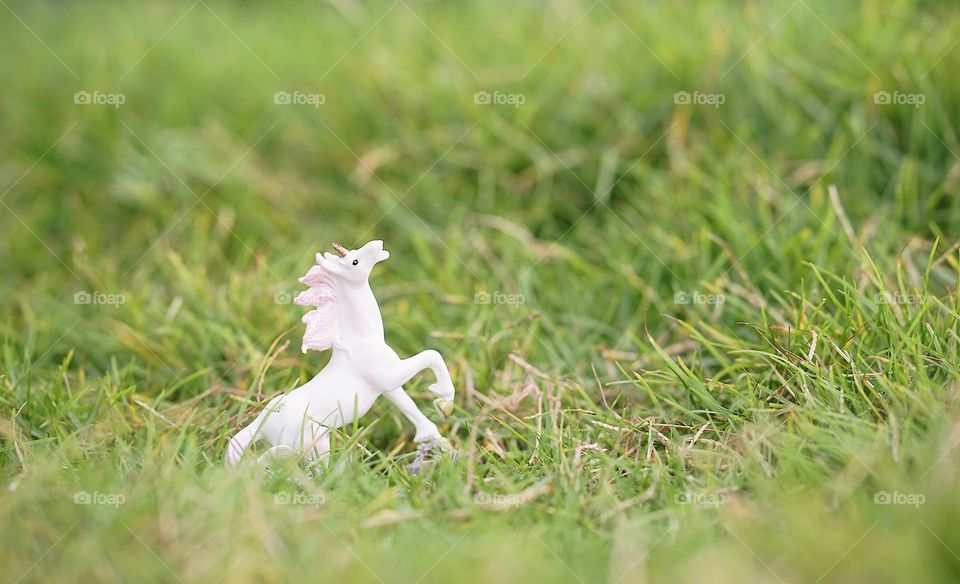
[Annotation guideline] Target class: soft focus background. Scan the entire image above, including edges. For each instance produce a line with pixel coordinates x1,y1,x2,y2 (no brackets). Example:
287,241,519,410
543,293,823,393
3,0,960,581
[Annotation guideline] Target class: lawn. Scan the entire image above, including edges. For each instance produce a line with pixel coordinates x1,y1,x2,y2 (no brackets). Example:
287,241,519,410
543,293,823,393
3,0,960,581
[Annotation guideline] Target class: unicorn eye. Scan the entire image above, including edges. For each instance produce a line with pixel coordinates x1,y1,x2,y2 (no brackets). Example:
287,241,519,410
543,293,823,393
352,259,359,266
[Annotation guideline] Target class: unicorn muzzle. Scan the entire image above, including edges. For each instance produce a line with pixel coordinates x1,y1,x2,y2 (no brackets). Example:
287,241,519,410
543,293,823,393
365,240,390,262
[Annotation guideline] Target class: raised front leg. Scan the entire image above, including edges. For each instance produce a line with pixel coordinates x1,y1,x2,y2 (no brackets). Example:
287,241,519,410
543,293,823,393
379,349,455,400
383,386,441,443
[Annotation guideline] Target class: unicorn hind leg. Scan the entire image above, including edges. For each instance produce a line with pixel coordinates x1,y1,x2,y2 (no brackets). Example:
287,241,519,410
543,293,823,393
382,386,441,443
254,433,329,466
226,420,260,466
226,394,289,465
256,445,297,464
303,431,331,463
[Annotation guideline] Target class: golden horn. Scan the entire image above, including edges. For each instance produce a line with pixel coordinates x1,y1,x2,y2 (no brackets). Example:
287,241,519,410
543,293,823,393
331,242,348,257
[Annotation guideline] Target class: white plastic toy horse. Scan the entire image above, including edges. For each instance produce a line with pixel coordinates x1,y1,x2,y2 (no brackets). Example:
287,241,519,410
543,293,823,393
226,240,455,465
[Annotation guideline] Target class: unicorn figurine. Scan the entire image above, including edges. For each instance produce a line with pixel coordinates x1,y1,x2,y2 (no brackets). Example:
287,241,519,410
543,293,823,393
226,240,455,465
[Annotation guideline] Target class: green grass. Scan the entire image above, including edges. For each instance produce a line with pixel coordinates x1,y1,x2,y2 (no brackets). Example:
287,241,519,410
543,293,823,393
3,0,960,581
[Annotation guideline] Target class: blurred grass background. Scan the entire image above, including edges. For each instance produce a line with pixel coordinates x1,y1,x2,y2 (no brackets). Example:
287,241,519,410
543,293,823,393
3,0,960,581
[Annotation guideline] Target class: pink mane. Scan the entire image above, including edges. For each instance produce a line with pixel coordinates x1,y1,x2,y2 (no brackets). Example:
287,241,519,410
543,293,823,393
294,260,337,353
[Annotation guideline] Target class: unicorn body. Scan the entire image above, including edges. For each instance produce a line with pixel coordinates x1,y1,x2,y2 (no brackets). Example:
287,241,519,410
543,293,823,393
226,240,455,465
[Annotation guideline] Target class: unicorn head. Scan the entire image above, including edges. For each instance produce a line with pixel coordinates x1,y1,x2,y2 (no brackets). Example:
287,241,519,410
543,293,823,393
294,240,390,353
317,240,390,284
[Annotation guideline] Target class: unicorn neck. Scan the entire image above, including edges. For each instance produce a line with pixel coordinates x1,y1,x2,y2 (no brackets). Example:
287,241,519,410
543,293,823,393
336,280,384,343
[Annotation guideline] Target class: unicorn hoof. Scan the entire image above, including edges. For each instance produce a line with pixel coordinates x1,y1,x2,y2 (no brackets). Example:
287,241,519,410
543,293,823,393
433,398,454,418
420,435,454,454
406,437,454,474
